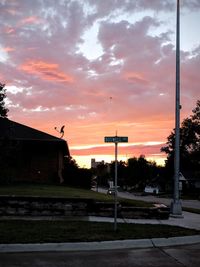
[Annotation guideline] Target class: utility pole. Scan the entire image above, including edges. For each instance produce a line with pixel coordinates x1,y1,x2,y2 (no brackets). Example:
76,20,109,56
171,0,182,216
114,138,118,231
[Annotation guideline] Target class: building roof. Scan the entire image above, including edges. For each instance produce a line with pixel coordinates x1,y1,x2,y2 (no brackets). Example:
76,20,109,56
0,118,70,154
0,118,61,141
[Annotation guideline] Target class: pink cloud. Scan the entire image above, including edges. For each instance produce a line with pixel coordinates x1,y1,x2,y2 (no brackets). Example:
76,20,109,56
1,46,15,52
20,16,41,25
123,71,149,84
70,143,166,163
19,60,74,83
0,0,199,167
4,26,15,34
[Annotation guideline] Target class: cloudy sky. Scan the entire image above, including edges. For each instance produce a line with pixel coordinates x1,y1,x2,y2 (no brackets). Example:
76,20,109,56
1,0,200,167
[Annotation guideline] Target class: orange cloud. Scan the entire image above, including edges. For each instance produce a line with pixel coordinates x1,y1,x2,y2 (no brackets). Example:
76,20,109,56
19,60,74,83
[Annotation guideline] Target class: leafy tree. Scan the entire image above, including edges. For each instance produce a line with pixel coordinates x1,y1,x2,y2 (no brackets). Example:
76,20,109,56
0,83,10,183
90,156,162,191
126,155,160,190
161,100,200,180
62,156,92,189
0,83,9,118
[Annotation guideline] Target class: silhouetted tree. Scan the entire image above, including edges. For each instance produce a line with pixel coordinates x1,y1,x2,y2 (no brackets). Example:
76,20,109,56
62,156,92,189
0,84,11,183
109,160,127,187
90,156,162,191
161,100,200,181
91,162,110,187
125,155,161,190
126,155,147,189
0,83,9,118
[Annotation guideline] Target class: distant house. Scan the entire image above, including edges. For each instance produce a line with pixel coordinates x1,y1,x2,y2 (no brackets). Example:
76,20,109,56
180,171,200,192
144,185,160,195
0,118,70,183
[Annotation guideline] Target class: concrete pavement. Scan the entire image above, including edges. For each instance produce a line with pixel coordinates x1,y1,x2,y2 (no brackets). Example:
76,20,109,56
88,210,200,230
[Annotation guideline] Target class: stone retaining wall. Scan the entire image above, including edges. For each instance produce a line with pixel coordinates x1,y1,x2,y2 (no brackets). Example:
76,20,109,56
0,196,170,219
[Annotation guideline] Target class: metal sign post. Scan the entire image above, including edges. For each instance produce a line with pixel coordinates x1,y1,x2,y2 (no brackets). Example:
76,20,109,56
105,135,128,231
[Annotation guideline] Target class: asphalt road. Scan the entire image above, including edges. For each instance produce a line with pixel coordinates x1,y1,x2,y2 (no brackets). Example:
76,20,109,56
97,188,200,209
1,243,200,267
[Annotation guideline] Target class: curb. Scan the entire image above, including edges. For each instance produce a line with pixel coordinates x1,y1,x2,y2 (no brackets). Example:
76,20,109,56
1,235,200,253
152,235,200,247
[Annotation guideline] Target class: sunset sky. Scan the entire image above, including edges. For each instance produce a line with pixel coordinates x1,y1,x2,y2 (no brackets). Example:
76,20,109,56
1,0,200,168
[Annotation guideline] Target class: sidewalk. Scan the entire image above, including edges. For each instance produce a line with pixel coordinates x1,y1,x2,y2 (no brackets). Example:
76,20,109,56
88,210,200,230
1,211,200,253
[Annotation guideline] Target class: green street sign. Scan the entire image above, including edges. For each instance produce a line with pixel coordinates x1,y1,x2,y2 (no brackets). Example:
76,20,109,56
104,136,116,142
117,136,128,142
104,136,128,143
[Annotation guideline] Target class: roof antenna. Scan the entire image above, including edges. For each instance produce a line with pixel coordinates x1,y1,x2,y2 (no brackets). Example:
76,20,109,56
54,125,65,138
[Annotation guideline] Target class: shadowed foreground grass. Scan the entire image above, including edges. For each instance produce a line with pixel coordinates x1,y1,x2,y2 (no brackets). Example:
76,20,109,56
0,220,199,244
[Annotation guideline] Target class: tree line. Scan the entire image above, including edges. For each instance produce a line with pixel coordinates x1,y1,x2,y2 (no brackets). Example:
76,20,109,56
92,155,164,191
0,83,199,192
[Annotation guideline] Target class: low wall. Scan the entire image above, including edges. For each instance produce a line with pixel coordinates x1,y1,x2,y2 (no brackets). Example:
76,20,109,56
0,196,170,219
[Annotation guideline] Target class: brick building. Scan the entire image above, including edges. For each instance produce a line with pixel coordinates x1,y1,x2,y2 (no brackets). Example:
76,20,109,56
0,118,70,183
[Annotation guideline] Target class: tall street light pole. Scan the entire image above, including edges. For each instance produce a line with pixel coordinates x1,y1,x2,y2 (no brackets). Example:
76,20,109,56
171,0,182,216
114,137,118,231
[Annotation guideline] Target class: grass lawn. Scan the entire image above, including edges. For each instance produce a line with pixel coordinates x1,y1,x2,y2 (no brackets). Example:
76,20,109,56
183,207,200,214
0,184,152,207
0,220,199,244
0,184,103,199
0,185,199,244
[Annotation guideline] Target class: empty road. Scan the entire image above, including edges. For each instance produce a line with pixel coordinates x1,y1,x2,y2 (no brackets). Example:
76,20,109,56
1,243,200,267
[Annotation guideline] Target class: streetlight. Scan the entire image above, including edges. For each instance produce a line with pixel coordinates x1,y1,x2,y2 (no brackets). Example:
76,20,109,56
171,0,182,216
